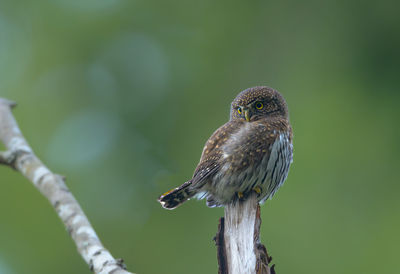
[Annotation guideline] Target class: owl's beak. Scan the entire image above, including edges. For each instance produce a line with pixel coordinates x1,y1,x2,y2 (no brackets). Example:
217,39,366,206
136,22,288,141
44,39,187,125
244,109,251,122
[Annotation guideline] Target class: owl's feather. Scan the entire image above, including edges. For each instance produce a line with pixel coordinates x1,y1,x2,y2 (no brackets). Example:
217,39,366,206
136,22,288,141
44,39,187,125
158,181,194,210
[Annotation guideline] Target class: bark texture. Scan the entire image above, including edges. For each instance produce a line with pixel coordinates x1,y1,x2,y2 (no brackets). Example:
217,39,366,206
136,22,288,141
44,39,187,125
215,194,275,274
0,98,134,274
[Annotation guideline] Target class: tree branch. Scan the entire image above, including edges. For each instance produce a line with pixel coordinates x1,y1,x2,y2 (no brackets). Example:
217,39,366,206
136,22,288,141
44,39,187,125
0,98,134,274
215,194,275,274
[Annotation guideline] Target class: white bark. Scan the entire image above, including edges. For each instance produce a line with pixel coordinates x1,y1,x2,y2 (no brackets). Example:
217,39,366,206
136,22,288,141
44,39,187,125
0,98,134,274
224,194,258,274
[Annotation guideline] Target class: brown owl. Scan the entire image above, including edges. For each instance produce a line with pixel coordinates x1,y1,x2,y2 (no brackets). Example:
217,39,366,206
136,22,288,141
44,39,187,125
159,86,293,209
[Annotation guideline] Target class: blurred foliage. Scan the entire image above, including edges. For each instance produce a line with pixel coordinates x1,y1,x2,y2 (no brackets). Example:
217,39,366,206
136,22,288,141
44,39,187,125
0,0,399,273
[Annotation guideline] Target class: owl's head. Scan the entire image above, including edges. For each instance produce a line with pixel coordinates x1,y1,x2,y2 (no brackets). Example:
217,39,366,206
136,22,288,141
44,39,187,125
230,86,289,122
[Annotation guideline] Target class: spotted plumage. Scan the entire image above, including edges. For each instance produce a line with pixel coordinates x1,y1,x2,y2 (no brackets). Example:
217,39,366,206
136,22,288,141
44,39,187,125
159,86,293,209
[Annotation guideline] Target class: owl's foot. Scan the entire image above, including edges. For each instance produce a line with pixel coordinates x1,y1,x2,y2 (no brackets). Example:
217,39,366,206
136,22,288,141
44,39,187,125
253,186,262,195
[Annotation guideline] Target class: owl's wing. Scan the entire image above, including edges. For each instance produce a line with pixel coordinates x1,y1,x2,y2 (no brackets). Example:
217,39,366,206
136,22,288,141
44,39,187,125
191,154,221,187
190,121,239,187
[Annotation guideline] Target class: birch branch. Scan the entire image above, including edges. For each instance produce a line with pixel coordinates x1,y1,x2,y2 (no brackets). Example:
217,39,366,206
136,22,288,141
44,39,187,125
0,98,134,274
215,194,275,274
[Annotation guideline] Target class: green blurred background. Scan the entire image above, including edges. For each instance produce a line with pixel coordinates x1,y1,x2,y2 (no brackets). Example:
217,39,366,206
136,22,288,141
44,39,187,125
0,0,399,273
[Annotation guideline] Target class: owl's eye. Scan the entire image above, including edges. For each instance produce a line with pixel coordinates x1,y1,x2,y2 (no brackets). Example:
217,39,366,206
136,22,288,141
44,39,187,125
237,107,242,114
255,102,264,109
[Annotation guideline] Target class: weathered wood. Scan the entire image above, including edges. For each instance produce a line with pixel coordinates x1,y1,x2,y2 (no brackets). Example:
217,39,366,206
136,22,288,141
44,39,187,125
215,194,275,274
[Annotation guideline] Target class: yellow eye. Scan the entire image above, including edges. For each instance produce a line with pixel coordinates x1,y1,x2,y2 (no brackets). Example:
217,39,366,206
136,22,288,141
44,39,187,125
255,102,263,109
237,107,242,114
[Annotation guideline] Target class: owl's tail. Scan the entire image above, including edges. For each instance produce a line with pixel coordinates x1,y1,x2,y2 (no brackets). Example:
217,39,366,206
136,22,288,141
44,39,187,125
158,181,195,210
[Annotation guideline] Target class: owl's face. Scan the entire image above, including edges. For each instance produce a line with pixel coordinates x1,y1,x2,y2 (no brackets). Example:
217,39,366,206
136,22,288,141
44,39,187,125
230,86,288,122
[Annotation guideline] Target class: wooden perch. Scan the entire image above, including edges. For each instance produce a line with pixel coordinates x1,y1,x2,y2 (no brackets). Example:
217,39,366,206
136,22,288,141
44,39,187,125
0,98,134,274
215,194,275,274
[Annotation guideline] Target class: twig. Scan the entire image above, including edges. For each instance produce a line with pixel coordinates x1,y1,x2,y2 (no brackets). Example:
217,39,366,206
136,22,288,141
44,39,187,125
215,194,275,274
0,98,134,274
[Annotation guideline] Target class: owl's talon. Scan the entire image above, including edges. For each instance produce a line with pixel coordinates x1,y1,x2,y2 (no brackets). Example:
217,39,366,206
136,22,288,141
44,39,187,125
253,186,262,195
237,192,244,199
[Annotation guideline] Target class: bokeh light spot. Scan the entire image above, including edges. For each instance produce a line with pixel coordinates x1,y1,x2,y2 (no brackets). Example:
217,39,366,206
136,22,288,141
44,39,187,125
0,14,32,92
45,109,122,168
94,33,170,119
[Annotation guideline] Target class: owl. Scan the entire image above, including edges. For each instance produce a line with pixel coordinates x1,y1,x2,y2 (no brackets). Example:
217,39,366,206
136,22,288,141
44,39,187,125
159,86,293,209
